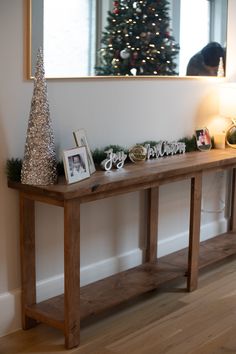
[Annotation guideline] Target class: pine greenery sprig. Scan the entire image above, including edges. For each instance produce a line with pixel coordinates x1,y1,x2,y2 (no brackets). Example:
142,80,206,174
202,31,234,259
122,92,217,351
92,144,128,164
6,158,22,182
211,136,215,147
92,148,107,165
140,140,160,147
178,135,197,152
104,144,128,153
57,161,65,177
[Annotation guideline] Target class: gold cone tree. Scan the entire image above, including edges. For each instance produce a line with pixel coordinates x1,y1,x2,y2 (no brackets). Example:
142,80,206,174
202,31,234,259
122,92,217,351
21,48,57,185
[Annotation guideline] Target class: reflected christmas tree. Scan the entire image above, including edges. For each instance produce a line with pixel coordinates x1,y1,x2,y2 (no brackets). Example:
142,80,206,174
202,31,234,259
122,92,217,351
96,0,179,76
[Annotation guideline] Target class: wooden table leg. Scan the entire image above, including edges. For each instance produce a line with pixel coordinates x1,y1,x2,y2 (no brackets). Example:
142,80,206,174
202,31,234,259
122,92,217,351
230,168,236,232
19,193,37,329
64,199,81,349
145,187,159,263
187,173,202,292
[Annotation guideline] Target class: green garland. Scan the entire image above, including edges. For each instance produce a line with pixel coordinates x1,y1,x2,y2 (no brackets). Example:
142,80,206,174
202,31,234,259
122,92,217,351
6,136,204,182
92,144,129,164
6,158,22,183
178,135,198,152
6,159,65,183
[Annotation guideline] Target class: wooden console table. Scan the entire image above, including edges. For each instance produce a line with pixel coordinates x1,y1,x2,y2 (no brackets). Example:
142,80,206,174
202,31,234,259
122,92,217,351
8,149,236,349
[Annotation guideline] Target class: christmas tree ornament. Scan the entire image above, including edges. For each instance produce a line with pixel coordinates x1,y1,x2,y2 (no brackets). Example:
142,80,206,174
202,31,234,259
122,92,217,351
133,1,142,13
129,145,147,163
130,68,137,76
113,0,119,13
21,48,57,185
120,48,130,59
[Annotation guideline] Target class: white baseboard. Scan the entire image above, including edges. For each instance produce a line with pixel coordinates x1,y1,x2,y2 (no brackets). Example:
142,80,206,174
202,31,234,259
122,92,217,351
0,217,228,338
157,217,228,257
0,289,21,338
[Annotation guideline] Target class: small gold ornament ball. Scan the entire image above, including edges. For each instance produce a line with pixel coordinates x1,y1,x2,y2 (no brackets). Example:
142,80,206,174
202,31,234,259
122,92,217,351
129,145,147,163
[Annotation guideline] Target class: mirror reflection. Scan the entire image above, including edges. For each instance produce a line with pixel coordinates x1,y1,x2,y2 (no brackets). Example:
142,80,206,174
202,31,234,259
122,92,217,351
29,0,228,78
226,126,236,147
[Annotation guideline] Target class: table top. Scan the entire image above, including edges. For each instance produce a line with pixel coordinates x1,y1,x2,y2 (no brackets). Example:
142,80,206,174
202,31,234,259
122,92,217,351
8,149,236,202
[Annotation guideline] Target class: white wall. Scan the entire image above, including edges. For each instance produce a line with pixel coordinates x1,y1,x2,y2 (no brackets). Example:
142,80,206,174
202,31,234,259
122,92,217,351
0,0,236,337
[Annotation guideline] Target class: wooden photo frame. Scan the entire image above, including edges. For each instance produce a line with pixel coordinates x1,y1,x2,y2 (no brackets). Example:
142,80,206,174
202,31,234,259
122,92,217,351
63,146,90,184
73,129,96,174
195,127,212,151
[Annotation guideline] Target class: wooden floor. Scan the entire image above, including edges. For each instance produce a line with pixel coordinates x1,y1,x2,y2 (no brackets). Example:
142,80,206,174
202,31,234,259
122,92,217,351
2,257,236,354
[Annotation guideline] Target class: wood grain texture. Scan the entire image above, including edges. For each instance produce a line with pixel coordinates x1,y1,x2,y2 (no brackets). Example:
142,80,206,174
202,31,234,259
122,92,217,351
187,173,202,291
19,193,38,330
230,167,236,231
64,199,81,349
24,260,184,328
145,187,159,263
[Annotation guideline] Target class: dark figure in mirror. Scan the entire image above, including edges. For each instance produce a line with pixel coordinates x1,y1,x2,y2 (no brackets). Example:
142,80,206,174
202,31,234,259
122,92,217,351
186,42,225,76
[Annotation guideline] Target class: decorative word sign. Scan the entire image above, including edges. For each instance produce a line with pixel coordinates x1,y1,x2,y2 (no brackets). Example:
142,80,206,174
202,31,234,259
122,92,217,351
145,141,186,159
101,149,127,171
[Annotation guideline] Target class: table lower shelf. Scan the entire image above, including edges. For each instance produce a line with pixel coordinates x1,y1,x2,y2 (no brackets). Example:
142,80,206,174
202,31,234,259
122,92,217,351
25,231,236,331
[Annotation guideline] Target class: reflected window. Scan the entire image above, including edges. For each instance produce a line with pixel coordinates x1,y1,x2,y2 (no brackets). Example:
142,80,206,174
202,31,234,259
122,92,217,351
179,0,210,75
43,0,96,77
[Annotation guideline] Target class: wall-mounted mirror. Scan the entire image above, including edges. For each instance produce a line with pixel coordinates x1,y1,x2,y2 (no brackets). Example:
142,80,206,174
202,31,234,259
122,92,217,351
27,0,228,79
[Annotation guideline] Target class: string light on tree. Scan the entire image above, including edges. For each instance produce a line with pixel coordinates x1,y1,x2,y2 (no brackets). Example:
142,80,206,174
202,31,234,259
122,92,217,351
96,0,179,76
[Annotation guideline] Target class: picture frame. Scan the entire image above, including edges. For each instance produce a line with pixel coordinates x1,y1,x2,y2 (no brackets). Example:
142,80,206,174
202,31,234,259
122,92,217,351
195,127,212,151
63,146,90,184
73,129,96,174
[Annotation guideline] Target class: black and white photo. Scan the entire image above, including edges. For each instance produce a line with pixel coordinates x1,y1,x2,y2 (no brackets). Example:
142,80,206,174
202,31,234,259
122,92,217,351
63,147,90,184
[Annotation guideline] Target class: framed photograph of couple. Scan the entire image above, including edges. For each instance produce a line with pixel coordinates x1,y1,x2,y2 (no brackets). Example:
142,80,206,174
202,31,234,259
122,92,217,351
73,129,96,174
195,127,212,151
63,147,90,184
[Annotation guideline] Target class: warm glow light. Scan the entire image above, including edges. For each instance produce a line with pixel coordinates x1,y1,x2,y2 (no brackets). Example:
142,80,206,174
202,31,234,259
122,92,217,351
220,84,236,119
214,133,226,149
210,116,228,133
